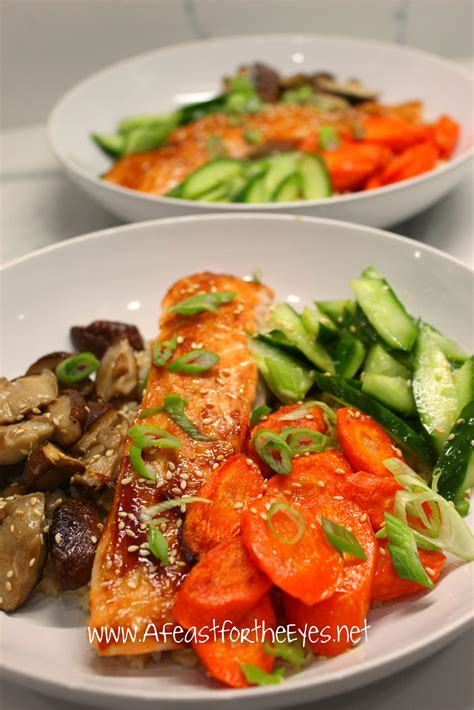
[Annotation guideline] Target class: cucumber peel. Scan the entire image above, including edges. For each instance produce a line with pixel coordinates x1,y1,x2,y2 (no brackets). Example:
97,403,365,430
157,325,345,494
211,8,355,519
435,400,474,502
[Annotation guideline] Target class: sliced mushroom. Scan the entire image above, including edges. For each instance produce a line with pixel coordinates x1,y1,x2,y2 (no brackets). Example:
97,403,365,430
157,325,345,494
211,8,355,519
0,415,55,465
47,389,87,448
313,75,378,103
0,493,46,611
248,140,299,160
0,370,58,425
70,409,128,488
84,401,112,431
95,338,138,403
26,352,94,398
48,499,100,590
70,320,145,358
247,62,281,102
23,442,85,491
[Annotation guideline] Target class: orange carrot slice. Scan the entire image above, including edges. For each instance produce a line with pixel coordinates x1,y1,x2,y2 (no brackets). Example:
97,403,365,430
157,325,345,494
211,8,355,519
242,494,343,605
265,449,352,499
433,115,460,159
322,142,391,192
336,407,404,478
172,536,271,629
371,541,446,603
183,454,264,557
343,471,403,531
285,495,378,657
362,115,421,152
193,594,276,688
378,141,438,186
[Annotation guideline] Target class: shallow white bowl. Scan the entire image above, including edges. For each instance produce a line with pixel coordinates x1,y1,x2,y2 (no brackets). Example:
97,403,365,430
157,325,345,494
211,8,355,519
47,34,473,229
0,214,473,708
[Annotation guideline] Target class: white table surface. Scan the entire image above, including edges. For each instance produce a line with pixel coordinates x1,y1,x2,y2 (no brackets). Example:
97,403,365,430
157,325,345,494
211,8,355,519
1,115,473,709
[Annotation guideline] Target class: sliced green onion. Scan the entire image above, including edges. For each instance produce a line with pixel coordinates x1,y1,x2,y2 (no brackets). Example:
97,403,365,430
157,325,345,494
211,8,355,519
241,664,285,686
128,425,182,450
267,502,305,545
163,394,214,441
168,291,236,316
139,368,150,396
384,512,433,589
129,445,156,481
147,524,169,565
321,516,367,560
263,638,310,668
319,124,340,150
244,129,263,144
168,349,220,374
55,352,100,383
139,406,164,419
375,524,441,552
455,499,470,517
253,429,292,475
250,404,272,427
281,427,327,454
153,336,178,367
140,496,211,522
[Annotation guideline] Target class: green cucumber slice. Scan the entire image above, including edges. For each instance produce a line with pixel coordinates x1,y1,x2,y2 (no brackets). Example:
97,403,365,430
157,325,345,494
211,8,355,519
268,304,334,373
272,173,302,201
91,133,125,158
364,343,411,379
334,330,366,379
352,276,418,351
423,324,468,365
241,172,268,203
314,372,433,463
318,300,355,324
454,356,474,414
263,153,301,197
362,374,416,416
435,400,474,501
180,158,244,200
413,325,459,454
298,153,332,199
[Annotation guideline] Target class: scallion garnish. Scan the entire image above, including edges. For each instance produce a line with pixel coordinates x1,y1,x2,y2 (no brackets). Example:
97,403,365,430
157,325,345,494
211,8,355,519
138,406,164,419
168,291,236,316
147,524,169,565
129,445,156,481
168,349,220,374
241,663,285,686
153,335,178,366
321,517,367,560
384,512,434,589
243,129,263,144
263,638,310,668
140,496,210,522
128,425,182,450
253,429,292,475
266,502,305,545
55,352,100,384
281,427,327,454
162,394,215,441
319,124,340,150
250,404,272,427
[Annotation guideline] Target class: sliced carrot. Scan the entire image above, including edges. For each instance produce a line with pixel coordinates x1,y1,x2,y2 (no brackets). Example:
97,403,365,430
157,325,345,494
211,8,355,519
248,403,327,474
343,471,403,531
371,541,446,603
336,407,404,478
298,134,318,153
183,454,264,557
172,536,271,629
378,141,439,186
322,143,392,192
432,115,460,159
193,594,276,688
265,449,352,500
362,115,421,152
284,496,378,657
242,494,343,605
365,173,384,190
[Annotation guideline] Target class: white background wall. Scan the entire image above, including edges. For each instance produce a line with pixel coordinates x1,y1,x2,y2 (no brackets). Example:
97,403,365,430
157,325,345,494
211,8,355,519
1,0,473,129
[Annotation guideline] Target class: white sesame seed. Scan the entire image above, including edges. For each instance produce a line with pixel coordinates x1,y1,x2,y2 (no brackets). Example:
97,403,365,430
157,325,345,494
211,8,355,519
15,509,25,517
118,511,127,518
125,529,136,538
260,512,267,521
167,461,176,472
234,502,243,510
216,454,224,461
180,480,187,490
171,487,182,495
160,522,167,532
335,468,345,475
360,513,367,522
91,536,98,544
43,525,50,533
127,580,138,589
212,463,219,470
165,471,173,480
9,525,15,533
246,458,254,466
118,521,125,530
139,549,151,556
121,476,133,486
333,496,344,500
425,567,435,576
29,558,36,567
127,545,139,552
128,513,136,521
5,581,12,592
30,497,38,506
54,533,62,544
379,547,386,556
106,560,113,569
317,480,325,488
6,570,13,578
176,519,183,528
176,335,184,344
202,417,213,425
250,507,257,514
456,418,465,425
447,433,455,441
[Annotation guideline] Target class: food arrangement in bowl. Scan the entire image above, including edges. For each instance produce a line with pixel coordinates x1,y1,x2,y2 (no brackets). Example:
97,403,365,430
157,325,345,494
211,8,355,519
1,263,472,689
93,63,460,204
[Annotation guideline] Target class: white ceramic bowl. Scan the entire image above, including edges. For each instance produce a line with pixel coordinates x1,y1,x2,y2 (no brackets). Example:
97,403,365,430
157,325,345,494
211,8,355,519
48,34,473,229
1,214,473,708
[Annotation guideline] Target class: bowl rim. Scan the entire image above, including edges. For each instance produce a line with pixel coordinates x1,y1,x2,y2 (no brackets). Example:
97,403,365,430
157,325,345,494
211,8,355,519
1,213,473,705
47,32,474,212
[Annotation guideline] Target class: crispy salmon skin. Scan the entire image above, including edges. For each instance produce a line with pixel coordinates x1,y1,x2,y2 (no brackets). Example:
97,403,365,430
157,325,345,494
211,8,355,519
89,273,273,655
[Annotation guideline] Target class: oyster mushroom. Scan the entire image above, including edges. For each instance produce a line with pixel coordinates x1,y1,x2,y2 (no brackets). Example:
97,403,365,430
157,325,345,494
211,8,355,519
0,415,55,465
0,493,47,612
95,338,138,403
23,442,85,491
47,389,88,448
48,499,101,590
313,75,378,103
70,320,145,358
70,408,128,488
0,370,58,425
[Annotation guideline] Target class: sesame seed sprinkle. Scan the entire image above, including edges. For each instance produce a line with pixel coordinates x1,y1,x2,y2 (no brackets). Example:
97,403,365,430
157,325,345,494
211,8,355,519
6,570,13,578
55,533,62,544
29,558,36,567
127,545,139,552
5,581,12,592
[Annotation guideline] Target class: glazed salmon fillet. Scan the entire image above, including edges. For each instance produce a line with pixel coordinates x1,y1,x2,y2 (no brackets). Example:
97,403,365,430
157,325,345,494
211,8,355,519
89,273,273,655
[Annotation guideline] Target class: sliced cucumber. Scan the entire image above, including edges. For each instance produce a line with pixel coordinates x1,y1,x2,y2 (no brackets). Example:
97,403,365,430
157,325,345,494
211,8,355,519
435,400,474,501
364,343,411,379
423,324,468,365
268,304,334,373
122,117,177,155
312,305,339,342
247,335,315,404
317,300,355,324
298,153,332,199
362,374,416,416
413,325,459,454
301,306,320,339
454,356,474,415
264,153,301,198
352,276,418,351
91,132,125,158
314,373,433,463
241,172,268,203
334,330,366,379
272,173,302,201
180,158,244,200
361,266,384,280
